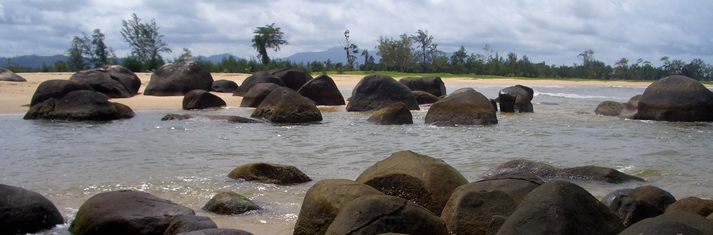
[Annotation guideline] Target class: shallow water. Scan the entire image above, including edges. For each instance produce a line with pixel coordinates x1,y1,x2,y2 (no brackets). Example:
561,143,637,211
2,84,712,235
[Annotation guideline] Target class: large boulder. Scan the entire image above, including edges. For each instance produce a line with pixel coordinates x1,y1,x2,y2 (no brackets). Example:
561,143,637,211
398,76,447,97
25,90,132,121
0,67,27,82
29,79,93,106
425,88,497,126
202,192,260,215
619,95,642,119
636,75,713,121
269,68,312,91
68,190,195,235
210,79,239,93
482,159,644,183
619,210,713,235
240,83,282,107
627,185,676,211
227,162,311,185
594,101,624,116
355,151,468,216
250,87,322,123
495,181,624,235
144,61,214,96
498,85,533,113
608,195,663,227
413,91,440,104
367,102,413,125
325,195,448,235
69,65,141,98
234,71,286,96
0,184,64,234
346,75,419,111
297,75,345,106
293,179,384,235
665,197,713,217
163,215,218,235
183,90,226,110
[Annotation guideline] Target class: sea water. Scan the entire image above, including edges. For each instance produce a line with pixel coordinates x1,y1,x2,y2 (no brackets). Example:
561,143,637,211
1,84,712,234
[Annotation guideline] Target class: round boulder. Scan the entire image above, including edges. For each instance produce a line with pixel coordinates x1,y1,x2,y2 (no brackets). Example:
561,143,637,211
293,179,384,235
234,71,286,96
163,215,218,235
0,67,27,82
211,79,239,93
637,75,713,122
346,75,419,111
269,67,312,91
665,196,713,217
595,101,624,116
355,150,468,216
628,185,676,211
367,102,413,125
398,76,447,97
183,89,226,110
250,87,322,123
41,90,124,121
202,192,260,215
70,65,140,98
297,75,345,106
30,79,94,106
608,195,663,227
0,184,64,234
498,85,533,113
240,83,282,107
325,195,448,235
68,190,195,235
619,210,713,235
113,102,136,119
413,91,440,104
425,87,497,126
482,159,644,184
496,181,625,235
228,162,311,185
144,60,214,96
619,95,642,119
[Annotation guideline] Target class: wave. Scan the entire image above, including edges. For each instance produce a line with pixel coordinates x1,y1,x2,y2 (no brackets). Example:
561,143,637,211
534,92,626,100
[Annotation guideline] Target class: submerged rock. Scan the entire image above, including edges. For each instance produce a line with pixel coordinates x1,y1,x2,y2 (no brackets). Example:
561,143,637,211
228,162,311,185
366,102,413,125
595,101,624,116
483,159,644,183
160,114,264,123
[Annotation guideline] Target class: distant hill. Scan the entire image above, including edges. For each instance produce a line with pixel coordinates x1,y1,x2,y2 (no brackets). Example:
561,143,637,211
196,53,242,64
0,55,68,68
283,46,381,65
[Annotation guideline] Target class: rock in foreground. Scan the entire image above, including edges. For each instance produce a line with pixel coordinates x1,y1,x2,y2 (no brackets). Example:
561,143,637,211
228,162,311,185
0,184,64,234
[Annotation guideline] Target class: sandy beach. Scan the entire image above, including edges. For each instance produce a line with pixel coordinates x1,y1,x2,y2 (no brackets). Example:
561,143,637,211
0,72,660,114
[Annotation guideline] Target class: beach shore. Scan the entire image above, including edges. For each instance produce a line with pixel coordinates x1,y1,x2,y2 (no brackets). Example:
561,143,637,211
0,72,661,114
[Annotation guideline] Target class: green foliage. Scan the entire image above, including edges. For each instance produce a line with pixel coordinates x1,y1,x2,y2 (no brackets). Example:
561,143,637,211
121,13,171,69
252,23,288,65
175,48,195,62
341,29,359,70
121,55,144,72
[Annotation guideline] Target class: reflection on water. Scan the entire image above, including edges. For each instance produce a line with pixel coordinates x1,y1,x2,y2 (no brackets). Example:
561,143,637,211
2,84,713,235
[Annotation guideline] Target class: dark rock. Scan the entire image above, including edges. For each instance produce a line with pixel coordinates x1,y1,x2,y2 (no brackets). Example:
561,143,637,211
619,210,713,235
250,87,322,123
636,75,713,121
0,67,27,82
398,76,447,97
227,162,311,185
163,215,218,235
498,85,533,113
113,102,136,119
0,184,64,234
496,181,624,235
160,114,264,123
628,185,676,211
355,150,468,216
27,90,124,121
594,101,624,116
441,189,517,235
68,190,195,235
30,79,93,106
23,98,58,120
482,159,644,183
485,215,507,235
297,75,345,106
608,195,663,227
69,65,140,98
240,83,282,107
202,192,260,215
325,195,448,235
367,102,413,125
269,68,312,91
293,179,384,235
182,90,226,110
665,196,713,217
413,90,440,104
346,75,419,111
425,88,497,126
490,99,498,111
211,80,239,93
470,171,544,203
176,228,254,235
234,71,286,96
601,188,634,207
619,95,641,119
144,61,214,96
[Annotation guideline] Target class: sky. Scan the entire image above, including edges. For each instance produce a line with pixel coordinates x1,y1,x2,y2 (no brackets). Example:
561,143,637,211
1,0,711,67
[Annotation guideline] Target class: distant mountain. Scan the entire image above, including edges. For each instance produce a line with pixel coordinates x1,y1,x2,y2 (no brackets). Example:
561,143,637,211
0,55,68,68
196,53,242,64
283,46,381,65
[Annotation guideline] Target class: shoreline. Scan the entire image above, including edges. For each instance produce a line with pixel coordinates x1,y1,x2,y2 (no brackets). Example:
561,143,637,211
0,72,672,114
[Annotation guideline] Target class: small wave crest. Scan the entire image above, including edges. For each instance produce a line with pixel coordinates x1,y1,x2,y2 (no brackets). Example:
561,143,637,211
535,92,625,100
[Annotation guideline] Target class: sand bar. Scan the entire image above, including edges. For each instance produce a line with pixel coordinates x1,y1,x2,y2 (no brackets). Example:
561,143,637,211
0,72,672,114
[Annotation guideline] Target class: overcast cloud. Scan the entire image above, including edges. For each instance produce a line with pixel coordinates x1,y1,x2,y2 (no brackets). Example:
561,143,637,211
1,0,711,66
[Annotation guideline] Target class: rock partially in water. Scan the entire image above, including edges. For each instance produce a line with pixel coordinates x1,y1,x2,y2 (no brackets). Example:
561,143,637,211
25,90,133,121
30,79,93,106
251,87,322,123
356,150,468,216
269,67,312,91
413,90,440,104
346,75,419,111
293,179,384,235
113,102,136,119
69,190,195,235
637,75,713,122
144,61,214,96
398,76,447,97
601,188,634,207
425,88,497,126
202,192,260,215
211,79,238,93
498,85,533,113
164,215,218,235
183,89,226,110
367,102,413,125
664,196,713,217
228,162,311,185
160,114,264,123
619,95,641,119
240,83,282,107
482,159,644,183
297,75,345,106
325,195,448,235
234,71,286,96
628,185,677,211
619,210,713,235
0,184,64,234
595,101,624,116
0,67,27,82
